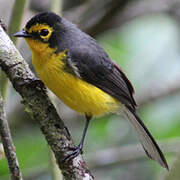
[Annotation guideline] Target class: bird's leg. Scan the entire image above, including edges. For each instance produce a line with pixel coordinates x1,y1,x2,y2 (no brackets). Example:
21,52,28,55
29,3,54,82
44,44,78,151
63,115,91,162
77,114,91,152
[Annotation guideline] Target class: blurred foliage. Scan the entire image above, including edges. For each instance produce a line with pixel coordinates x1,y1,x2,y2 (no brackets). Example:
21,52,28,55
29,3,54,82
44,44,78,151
0,1,180,180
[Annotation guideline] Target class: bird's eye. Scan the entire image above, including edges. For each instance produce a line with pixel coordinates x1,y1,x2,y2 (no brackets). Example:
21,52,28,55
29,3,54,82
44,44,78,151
40,29,49,36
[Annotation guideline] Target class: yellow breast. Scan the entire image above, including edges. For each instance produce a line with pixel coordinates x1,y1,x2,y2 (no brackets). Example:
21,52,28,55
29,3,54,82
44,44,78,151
26,39,120,116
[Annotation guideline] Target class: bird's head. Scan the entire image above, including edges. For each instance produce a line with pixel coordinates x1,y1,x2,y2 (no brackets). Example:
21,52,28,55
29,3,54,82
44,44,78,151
14,12,64,54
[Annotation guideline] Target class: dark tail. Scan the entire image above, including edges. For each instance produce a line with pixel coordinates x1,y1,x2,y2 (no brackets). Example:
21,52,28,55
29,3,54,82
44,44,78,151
124,106,168,169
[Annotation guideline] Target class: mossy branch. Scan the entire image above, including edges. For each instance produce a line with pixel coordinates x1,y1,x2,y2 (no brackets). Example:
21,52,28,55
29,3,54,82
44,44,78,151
0,25,93,180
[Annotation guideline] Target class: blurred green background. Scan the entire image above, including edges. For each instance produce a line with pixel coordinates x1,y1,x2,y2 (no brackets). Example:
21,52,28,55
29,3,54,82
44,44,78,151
0,0,180,179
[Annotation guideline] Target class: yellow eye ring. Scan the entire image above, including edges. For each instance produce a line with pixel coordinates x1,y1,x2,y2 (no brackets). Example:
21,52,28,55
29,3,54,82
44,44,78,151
40,29,49,37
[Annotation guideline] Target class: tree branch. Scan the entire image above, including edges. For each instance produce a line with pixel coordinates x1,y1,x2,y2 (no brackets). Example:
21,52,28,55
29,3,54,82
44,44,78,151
0,26,93,179
0,92,23,180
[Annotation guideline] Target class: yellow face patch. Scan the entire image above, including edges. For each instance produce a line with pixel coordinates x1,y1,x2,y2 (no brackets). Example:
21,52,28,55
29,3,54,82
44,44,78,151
25,38,49,54
26,23,53,41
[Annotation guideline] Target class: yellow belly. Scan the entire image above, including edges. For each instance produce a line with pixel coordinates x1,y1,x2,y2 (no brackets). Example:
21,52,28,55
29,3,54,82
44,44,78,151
31,49,120,116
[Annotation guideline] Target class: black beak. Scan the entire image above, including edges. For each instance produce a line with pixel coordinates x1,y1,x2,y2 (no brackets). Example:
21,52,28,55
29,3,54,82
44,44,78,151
13,30,31,38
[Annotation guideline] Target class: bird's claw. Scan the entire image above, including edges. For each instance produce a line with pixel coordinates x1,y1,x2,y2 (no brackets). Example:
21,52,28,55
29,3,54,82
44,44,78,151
62,144,83,163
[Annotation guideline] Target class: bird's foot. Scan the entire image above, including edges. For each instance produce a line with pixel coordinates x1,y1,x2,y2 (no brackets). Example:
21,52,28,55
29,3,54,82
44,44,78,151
29,77,44,89
62,144,83,163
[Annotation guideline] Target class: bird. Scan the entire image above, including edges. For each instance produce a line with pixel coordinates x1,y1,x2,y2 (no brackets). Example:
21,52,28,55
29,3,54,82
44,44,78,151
14,11,168,169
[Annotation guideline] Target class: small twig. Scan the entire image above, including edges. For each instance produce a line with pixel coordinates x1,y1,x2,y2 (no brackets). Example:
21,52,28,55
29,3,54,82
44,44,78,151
0,143,5,160
0,92,23,180
49,149,63,180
